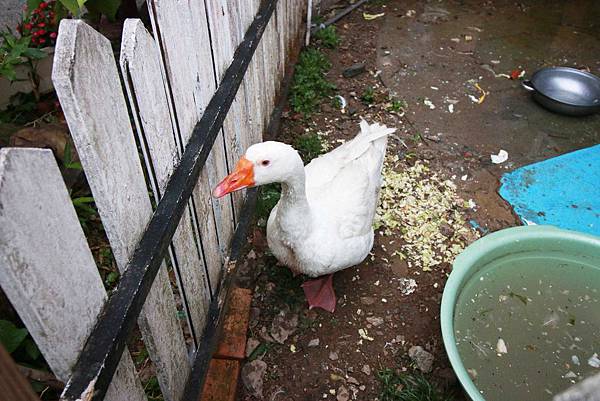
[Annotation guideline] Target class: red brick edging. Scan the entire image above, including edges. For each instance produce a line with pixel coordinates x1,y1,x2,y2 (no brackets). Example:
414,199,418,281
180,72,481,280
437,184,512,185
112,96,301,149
200,287,253,401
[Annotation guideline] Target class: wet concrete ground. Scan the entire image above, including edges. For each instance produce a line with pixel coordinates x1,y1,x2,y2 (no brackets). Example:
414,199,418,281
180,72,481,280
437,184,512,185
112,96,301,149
377,0,600,170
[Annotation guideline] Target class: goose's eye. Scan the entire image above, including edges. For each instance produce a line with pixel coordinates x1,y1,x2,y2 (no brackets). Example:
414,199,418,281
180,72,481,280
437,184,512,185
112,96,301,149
261,160,270,167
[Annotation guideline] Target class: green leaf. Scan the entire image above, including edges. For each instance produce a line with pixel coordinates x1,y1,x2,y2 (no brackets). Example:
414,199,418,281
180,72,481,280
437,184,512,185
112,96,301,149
0,320,28,353
58,0,84,16
105,271,119,286
63,142,73,164
30,381,46,392
27,0,43,11
63,142,83,170
85,0,121,21
67,161,83,170
22,48,46,60
23,338,41,360
72,196,95,205
0,66,17,81
4,34,16,47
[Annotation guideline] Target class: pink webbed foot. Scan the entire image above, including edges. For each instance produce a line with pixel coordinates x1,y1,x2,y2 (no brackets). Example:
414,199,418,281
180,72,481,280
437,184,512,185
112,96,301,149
301,274,336,313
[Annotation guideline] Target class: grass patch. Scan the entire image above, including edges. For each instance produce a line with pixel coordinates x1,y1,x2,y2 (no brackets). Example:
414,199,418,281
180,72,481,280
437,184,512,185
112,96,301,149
294,132,325,164
313,26,340,49
290,48,335,116
388,98,408,112
377,369,455,401
361,86,375,104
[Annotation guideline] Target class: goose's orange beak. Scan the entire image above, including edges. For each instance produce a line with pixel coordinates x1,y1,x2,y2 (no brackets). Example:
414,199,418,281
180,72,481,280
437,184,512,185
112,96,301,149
212,157,255,198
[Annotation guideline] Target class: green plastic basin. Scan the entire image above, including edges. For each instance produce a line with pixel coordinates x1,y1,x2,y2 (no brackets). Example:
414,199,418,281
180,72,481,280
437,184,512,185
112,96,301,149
440,226,600,401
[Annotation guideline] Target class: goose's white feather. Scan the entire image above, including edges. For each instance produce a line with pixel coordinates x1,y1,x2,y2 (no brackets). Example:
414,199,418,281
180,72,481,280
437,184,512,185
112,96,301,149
254,121,395,277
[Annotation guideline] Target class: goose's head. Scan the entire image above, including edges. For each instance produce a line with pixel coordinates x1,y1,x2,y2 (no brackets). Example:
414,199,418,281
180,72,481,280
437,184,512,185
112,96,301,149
212,141,303,198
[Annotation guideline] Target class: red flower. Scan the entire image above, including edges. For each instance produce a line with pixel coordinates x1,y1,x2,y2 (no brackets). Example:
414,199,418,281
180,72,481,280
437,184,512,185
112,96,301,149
37,22,46,28
39,37,46,44
37,29,46,35
49,32,57,39
24,23,33,30
39,2,48,9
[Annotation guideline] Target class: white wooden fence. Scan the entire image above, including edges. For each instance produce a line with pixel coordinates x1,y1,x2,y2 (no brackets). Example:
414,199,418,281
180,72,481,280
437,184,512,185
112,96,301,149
0,0,305,400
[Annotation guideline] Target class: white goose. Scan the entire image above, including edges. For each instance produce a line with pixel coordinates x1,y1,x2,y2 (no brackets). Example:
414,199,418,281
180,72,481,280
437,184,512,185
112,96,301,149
213,121,395,312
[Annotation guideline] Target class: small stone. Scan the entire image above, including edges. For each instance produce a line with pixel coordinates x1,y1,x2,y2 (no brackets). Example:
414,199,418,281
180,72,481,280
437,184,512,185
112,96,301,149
245,337,260,357
366,317,384,327
330,373,344,382
347,376,359,385
337,385,350,401
308,338,320,347
361,364,371,376
342,63,366,78
588,353,600,368
329,351,339,361
241,360,267,398
360,296,375,305
408,345,434,373
270,310,298,344
496,338,508,355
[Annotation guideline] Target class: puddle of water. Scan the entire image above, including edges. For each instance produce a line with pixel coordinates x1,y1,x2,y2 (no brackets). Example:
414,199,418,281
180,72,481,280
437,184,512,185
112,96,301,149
454,253,600,401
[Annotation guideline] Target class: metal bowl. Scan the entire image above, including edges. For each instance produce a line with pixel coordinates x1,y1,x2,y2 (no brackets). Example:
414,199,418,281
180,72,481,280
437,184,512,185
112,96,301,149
522,67,600,116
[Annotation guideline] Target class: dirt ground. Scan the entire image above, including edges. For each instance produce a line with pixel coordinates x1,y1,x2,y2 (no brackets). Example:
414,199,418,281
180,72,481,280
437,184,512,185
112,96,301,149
235,1,600,400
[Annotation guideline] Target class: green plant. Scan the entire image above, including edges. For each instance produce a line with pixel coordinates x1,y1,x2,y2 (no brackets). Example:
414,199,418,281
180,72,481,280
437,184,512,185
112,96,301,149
289,48,335,116
361,87,375,104
71,195,97,231
0,320,42,363
313,26,340,49
104,271,119,288
293,132,325,164
331,96,343,109
0,31,46,99
143,375,163,401
388,98,407,112
63,142,82,170
377,369,455,401
248,341,274,361
410,132,423,143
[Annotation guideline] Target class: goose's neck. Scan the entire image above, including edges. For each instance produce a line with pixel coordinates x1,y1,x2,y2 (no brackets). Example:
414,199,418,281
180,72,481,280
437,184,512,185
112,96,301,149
277,169,311,237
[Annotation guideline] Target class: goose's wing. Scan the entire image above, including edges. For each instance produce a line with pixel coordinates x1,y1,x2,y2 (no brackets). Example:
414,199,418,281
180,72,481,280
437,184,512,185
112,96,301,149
305,121,395,239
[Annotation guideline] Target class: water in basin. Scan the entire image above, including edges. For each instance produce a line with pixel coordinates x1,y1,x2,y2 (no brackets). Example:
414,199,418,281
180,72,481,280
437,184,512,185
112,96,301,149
454,252,600,401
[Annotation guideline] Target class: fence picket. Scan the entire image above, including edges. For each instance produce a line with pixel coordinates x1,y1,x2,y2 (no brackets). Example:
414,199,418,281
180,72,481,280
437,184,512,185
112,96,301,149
148,0,234,290
52,20,189,401
120,19,212,358
205,0,244,214
0,148,146,401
